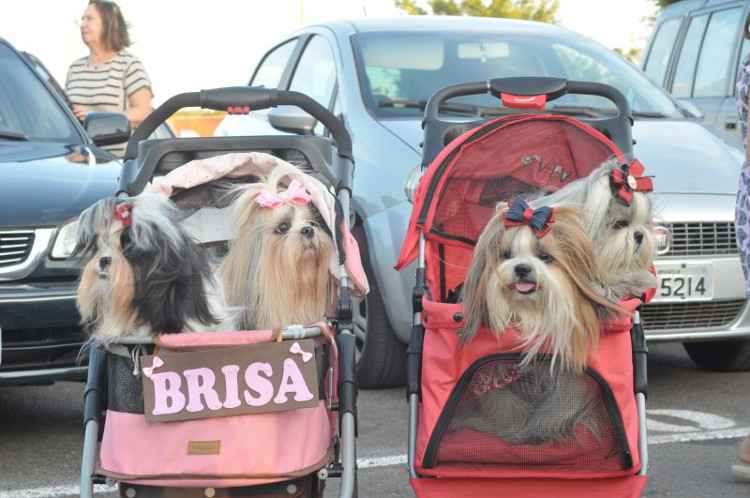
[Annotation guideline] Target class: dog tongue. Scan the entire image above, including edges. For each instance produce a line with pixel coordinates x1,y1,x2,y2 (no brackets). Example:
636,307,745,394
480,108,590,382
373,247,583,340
515,282,536,293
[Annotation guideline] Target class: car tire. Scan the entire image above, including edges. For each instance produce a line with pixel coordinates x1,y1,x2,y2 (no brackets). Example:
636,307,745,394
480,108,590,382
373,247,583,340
351,224,407,389
683,339,750,371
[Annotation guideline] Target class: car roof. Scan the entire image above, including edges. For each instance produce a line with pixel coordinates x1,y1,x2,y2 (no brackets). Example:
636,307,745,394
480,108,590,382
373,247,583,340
319,16,569,38
658,0,747,20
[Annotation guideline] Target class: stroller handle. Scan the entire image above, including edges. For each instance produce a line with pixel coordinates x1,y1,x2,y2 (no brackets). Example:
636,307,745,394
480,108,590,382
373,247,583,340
422,77,634,164
123,87,353,161
424,77,631,118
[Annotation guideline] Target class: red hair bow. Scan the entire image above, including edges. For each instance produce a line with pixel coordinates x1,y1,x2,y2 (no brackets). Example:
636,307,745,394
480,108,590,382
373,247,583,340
113,203,133,227
609,160,653,206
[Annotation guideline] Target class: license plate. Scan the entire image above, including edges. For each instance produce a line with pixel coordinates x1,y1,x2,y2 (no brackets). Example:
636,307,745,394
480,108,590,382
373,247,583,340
656,263,714,302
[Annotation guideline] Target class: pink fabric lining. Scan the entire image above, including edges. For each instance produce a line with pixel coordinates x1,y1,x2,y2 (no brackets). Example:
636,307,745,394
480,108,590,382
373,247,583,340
145,152,369,296
100,405,331,485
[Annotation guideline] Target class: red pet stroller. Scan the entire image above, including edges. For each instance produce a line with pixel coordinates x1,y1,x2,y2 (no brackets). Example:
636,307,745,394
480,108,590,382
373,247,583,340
396,78,650,498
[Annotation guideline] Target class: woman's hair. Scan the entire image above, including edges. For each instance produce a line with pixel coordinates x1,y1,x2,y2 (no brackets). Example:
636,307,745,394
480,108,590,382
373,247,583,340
89,0,131,52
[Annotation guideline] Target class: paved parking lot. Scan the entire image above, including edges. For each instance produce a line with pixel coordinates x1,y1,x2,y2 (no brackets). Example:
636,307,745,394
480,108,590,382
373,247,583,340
0,343,748,498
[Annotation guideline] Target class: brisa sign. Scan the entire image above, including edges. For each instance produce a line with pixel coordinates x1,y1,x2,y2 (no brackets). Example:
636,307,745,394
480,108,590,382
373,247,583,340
141,339,319,423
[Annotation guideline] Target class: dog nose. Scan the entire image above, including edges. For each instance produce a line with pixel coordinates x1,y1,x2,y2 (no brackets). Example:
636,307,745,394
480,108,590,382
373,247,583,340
634,231,644,245
99,256,111,270
514,263,532,279
301,226,315,239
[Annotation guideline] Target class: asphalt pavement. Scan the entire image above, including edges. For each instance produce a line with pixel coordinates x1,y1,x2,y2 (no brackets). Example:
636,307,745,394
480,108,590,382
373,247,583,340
0,343,749,498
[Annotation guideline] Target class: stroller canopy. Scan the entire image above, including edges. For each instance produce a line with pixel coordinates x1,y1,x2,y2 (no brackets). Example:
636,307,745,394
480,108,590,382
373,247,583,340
396,114,624,300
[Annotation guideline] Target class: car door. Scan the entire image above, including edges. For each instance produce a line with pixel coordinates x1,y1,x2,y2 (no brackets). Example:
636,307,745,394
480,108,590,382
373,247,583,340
719,19,750,149
213,37,300,137
689,5,745,145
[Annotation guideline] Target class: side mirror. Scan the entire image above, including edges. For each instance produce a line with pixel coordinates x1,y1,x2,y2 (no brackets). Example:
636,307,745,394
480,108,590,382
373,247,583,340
676,99,705,120
268,106,316,135
83,112,131,146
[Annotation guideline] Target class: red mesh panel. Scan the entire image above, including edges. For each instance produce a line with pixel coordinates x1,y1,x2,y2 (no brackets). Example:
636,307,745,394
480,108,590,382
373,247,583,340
431,118,619,246
427,357,628,473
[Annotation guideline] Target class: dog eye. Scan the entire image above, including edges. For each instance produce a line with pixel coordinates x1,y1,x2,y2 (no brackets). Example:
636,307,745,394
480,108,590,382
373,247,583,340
275,222,290,235
502,249,512,259
612,220,629,230
538,251,553,263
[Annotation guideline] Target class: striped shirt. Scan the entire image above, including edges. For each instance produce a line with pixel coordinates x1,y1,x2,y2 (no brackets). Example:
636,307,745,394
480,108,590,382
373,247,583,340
65,51,152,155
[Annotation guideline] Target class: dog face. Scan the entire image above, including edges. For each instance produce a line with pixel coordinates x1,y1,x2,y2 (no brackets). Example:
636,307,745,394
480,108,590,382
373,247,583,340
222,178,336,330
530,158,656,301
74,193,219,342
585,163,656,300
462,201,622,372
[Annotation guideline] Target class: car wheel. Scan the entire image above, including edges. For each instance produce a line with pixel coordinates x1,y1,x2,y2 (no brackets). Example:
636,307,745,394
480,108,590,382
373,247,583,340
683,339,750,371
351,225,407,388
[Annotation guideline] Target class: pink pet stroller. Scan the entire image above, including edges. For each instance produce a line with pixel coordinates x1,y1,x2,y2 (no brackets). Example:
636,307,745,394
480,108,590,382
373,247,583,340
80,88,365,498
396,78,651,498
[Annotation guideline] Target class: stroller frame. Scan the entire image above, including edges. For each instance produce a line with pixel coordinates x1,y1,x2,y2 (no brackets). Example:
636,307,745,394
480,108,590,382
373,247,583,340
80,87,359,498
405,77,649,484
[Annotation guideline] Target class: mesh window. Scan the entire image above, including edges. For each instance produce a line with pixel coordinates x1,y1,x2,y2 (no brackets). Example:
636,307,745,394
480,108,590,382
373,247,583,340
430,119,617,245
426,356,629,472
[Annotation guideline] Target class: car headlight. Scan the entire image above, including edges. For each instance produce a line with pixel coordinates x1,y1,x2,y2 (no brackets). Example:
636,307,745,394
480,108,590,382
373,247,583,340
404,165,423,203
50,219,80,259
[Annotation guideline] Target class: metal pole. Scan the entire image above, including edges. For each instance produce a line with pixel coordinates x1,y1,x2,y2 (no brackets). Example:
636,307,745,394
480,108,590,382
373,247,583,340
80,420,99,498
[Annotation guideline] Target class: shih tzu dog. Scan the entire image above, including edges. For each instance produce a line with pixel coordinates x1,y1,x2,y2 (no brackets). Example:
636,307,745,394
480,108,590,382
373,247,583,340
461,197,623,372
531,158,656,302
449,360,608,446
454,198,623,445
74,193,228,343
221,168,337,330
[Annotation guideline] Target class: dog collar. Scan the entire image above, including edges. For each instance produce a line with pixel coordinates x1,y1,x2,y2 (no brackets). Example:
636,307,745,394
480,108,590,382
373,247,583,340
503,197,554,238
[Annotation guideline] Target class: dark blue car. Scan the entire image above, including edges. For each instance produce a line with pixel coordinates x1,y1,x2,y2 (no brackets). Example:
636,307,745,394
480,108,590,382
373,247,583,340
0,37,128,385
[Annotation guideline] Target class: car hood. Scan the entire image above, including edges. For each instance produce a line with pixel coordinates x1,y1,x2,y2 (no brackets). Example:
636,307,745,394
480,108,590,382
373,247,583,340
377,117,743,196
0,142,121,228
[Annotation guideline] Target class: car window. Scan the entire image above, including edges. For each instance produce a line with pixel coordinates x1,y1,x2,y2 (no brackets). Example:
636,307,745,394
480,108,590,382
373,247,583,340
672,14,708,98
694,7,743,98
356,32,681,118
250,39,297,89
0,43,80,143
288,36,337,108
644,17,682,85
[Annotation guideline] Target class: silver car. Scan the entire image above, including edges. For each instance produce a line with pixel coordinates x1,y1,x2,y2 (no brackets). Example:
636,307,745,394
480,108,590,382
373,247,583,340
216,17,750,388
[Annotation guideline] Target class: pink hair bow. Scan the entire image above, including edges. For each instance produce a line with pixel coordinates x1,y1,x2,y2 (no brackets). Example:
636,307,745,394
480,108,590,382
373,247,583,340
289,342,313,363
255,179,312,208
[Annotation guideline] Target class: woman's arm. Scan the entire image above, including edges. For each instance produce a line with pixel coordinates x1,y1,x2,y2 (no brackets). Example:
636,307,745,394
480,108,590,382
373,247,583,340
124,87,153,128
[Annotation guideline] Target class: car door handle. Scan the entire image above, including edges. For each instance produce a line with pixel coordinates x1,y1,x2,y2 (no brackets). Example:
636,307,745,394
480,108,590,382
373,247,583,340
726,120,738,131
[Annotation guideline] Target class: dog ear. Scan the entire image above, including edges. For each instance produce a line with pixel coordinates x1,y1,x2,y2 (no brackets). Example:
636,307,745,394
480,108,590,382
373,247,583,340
131,230,219,333
552,207,628,318
73,197,118,258
461,209,506,342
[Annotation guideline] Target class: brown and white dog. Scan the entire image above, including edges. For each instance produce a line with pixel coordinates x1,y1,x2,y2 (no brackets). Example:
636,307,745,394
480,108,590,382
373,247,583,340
221,168,337,330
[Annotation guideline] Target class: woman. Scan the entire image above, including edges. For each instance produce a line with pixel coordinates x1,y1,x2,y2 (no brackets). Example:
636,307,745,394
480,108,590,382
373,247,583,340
65,0,153,154
734,13,750,483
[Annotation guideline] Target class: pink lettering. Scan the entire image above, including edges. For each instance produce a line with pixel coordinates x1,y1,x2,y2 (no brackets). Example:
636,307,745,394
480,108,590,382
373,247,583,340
150,372,186,416
221,365,241,409
244,362,274,406
183,368,223,413
274,358,314,404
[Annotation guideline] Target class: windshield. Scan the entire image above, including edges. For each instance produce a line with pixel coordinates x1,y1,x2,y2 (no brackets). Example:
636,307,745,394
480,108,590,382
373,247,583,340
355,31,681,118
0,43,81,143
